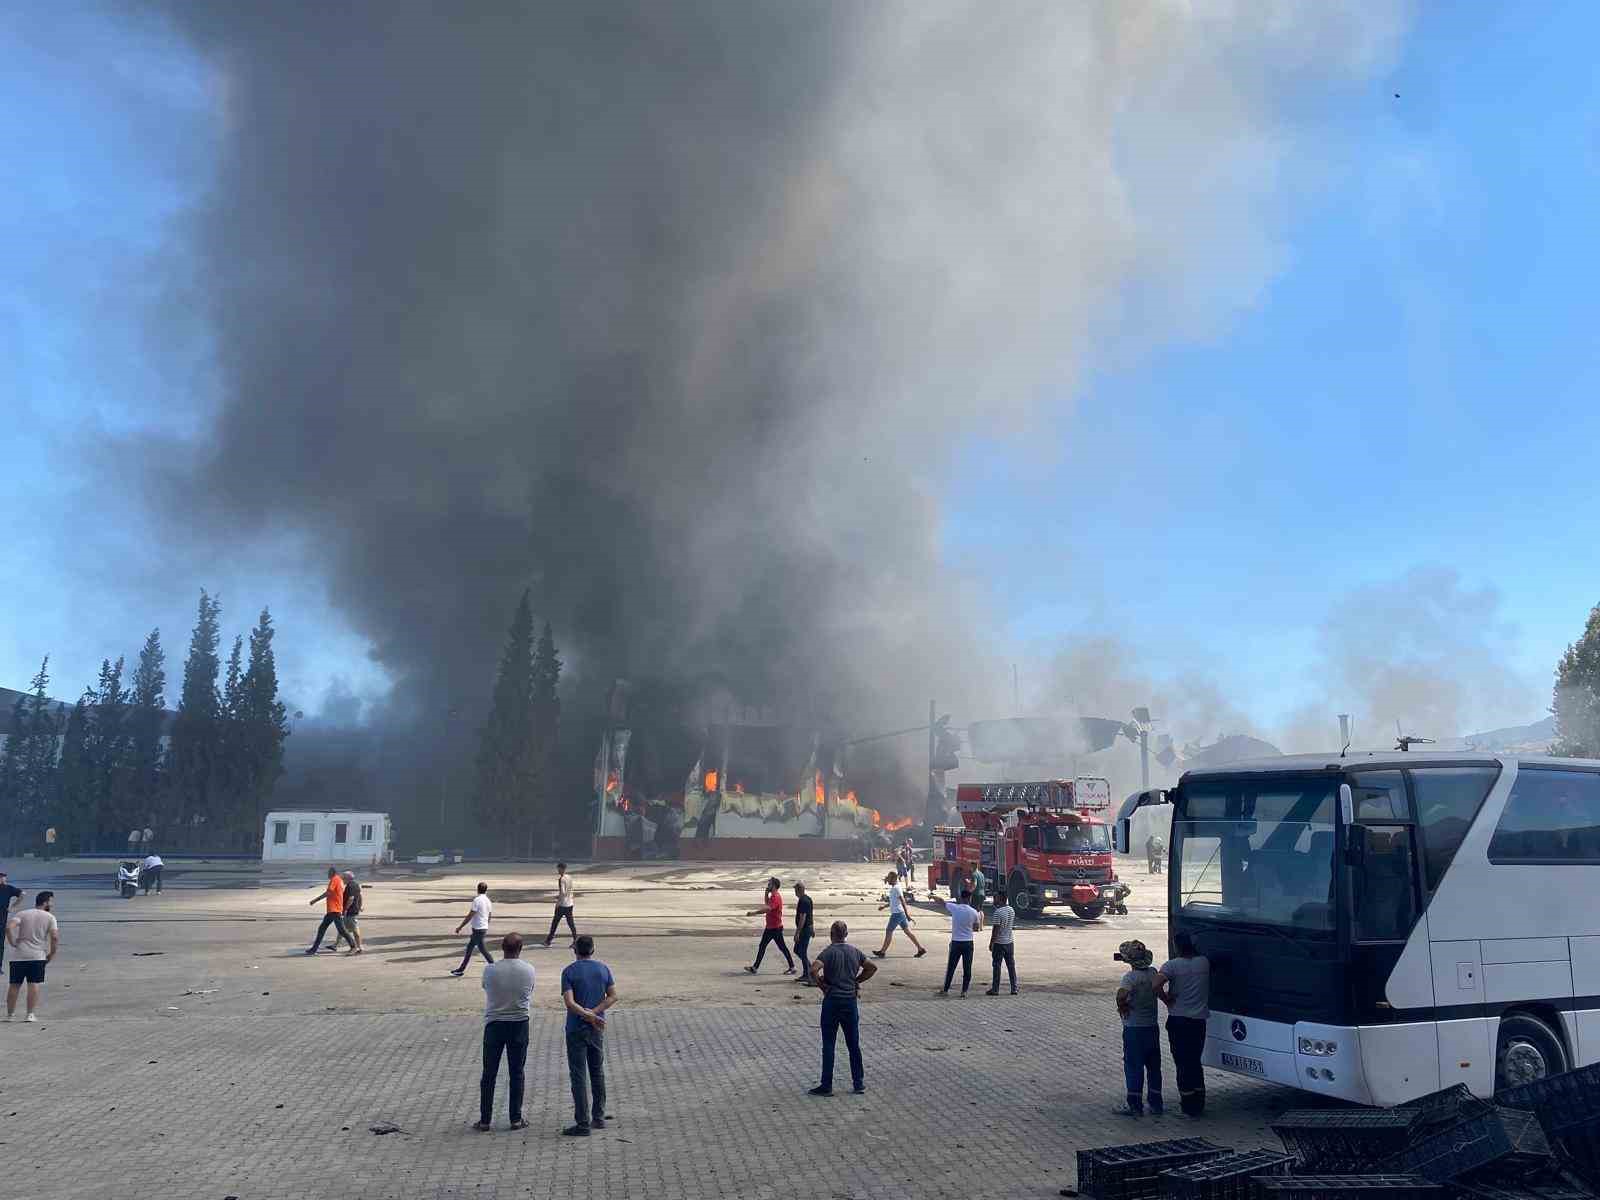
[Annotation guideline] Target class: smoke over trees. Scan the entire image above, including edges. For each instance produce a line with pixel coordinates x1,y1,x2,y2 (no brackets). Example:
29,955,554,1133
106,2,1409,816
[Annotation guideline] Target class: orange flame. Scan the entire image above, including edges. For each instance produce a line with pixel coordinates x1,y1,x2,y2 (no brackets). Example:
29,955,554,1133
844,789,858,805
704,770,719,792
871,810,882,827
884,816,913,832
814,773,825,807
733,781,745,794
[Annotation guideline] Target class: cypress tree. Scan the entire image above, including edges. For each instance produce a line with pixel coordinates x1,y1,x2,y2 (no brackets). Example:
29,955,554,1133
218,633,246,842
167,591,223,846
84,657,132,846
0,658,62,854
474,591,537,848
239,608,290,850
530,620,563,851
126,629,167,843
56,695,93,852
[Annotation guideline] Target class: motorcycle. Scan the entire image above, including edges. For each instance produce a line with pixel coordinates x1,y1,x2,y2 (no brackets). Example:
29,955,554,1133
115,861,142,898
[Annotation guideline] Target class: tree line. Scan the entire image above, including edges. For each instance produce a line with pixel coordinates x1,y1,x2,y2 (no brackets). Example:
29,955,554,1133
0,591,289,855
1553,602,1600,758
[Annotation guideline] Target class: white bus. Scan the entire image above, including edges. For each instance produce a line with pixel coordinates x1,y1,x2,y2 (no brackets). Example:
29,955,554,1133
1115,752,1600,1105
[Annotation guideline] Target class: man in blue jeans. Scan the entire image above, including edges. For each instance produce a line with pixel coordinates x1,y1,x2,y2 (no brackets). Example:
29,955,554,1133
807,920,877,1096
560,935,617,1136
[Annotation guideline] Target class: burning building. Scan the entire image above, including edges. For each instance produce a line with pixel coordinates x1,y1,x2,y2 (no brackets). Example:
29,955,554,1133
591,677,888,861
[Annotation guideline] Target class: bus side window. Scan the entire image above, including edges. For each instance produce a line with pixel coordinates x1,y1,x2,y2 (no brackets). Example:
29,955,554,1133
1410,765,1500,889
1489,768,1600,864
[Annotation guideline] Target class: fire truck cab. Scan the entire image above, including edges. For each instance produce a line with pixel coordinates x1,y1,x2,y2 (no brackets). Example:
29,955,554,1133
928,778,1127,920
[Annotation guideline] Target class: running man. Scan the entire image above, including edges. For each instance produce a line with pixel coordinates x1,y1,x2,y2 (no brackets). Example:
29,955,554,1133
451,882,495,976
871,871,925,959
744,876,794,975
793,881,815,985
340,869,364,954
5,891,58,1022
544,861,577,947
933,887,982,997
305,866,354,954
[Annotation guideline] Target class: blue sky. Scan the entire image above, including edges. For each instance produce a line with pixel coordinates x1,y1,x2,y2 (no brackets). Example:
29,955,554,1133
3,4,1597,742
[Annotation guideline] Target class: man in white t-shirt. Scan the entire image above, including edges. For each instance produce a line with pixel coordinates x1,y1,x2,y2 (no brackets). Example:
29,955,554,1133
6,891,59,1022
140,853,164,894
934,887,983,997
871,870,926,958
543,861,577,948
451,882,495,977
984,889,1018,996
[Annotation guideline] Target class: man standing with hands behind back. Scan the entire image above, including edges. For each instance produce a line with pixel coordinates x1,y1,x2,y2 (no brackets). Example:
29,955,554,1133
560,935,617,1137
808,920,875,1096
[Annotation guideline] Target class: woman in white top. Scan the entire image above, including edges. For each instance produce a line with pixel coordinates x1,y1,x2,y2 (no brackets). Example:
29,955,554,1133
871,871,926,958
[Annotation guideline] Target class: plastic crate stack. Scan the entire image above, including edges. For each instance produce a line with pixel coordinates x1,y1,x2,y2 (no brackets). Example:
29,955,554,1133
1495,1062,1600,1189
1258,1178,1445,1200
1161,1150,1295,1200
1271,1110,1425,1173
1076,1140,1230,1200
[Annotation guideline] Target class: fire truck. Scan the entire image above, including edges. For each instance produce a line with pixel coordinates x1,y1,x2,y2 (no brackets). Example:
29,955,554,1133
928,778,1127,920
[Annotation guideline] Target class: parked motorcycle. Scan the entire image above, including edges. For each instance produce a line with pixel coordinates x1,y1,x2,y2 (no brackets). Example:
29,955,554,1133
115,861,141,898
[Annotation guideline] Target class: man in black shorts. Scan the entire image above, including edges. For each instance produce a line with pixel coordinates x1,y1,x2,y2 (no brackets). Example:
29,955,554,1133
6,891,59,1023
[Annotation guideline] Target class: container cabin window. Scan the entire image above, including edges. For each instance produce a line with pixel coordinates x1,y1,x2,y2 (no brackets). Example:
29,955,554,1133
334,822,348,845
298,821,317,843
273,821,289,845
359,824,374,842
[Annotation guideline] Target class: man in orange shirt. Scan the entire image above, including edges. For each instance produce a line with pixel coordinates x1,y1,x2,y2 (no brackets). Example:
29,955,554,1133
305,866,354,954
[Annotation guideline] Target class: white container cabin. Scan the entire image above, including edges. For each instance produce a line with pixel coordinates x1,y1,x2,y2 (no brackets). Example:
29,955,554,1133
263,810,392,865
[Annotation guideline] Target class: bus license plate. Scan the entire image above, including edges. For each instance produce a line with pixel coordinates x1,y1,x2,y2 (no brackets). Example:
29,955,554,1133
1221,1052,1266,1076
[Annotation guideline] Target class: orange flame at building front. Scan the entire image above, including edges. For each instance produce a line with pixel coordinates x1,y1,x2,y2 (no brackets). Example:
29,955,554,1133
815,773,825,808
884,816,913,833
704,770,718,792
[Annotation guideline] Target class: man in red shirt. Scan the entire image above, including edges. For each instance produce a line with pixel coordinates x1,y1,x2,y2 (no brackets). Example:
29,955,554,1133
744,876,795,975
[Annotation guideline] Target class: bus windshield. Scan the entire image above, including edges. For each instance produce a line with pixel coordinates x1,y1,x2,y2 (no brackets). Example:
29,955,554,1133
1173,775,1337,932
1043,823,1110,853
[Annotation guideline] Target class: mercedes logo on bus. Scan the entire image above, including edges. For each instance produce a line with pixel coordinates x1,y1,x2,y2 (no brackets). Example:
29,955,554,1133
1230,1019,1247,1042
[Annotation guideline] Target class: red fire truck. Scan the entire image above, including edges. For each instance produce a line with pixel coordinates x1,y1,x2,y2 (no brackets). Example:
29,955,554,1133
927,778,1127,920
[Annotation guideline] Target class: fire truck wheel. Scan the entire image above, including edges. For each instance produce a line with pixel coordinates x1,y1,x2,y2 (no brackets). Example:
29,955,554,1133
1069,904,1106,921
1008,872,1038,918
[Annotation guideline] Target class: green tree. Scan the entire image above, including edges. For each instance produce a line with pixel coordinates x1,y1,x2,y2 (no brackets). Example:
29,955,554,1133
167,591,223,846
474,591,538,849
217,633,247,842
1553,602,1600,758
83,656,132,846
0,658,63,854
237,608,290,850
126,629,167,842
55,695,93,852
530,619,563,852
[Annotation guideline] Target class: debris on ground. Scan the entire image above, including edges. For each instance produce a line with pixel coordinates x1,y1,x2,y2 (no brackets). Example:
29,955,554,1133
369,1122,404,1135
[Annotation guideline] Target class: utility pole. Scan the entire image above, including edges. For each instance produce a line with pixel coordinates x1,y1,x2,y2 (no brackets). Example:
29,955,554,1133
1139,727,1149,792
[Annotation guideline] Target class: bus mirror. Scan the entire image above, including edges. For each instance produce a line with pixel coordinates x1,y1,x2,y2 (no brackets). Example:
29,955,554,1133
1114,818,1130,854
1339,782,1354,826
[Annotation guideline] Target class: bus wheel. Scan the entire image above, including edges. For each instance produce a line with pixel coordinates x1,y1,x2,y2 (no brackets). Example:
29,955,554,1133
1069,903,1105,921
1495,1014,1568,1090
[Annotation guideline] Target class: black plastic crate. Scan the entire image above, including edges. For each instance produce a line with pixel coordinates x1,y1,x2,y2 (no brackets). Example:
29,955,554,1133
1551,1128,1600,1192
1256,1176,1443,1200
1450,1165,1598,1200
1383,1107,1552,1183
1077,1139,1230,1200
1495,1064,1600,1136
1161,1150,1294,1200
1400,1085,1497,1135
1272,1110,1423,1172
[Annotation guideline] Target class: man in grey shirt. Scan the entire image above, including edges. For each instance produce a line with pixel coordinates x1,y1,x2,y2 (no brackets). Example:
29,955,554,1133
1158,932,1210,1116
983,888,1017,996
476,932,535,1131
1114,939,1163,1116
807,920,877,1096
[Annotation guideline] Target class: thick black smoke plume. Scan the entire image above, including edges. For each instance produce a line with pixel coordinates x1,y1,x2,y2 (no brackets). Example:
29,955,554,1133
141,2,1407,806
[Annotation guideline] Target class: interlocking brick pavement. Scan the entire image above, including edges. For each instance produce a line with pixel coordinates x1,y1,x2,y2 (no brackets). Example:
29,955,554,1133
2,991,1300,1200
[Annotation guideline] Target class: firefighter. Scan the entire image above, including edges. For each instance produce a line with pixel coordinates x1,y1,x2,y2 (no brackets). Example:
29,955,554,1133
1146,833,1166,875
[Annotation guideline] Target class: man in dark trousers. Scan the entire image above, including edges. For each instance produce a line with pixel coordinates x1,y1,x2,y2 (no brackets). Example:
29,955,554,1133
451,882,494,976
560,935,617,1136
544,862,577,947
807,920,876,1096
984,887,1018,995
475,931,534,1130
793,881,815,986
1157,932,1210,1116
305,866,354,954
0,871,21,976
340,870,365,955
933,887,983,997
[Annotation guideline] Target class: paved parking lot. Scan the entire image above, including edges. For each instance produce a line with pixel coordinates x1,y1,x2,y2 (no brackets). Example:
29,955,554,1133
0,858,1304,1200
